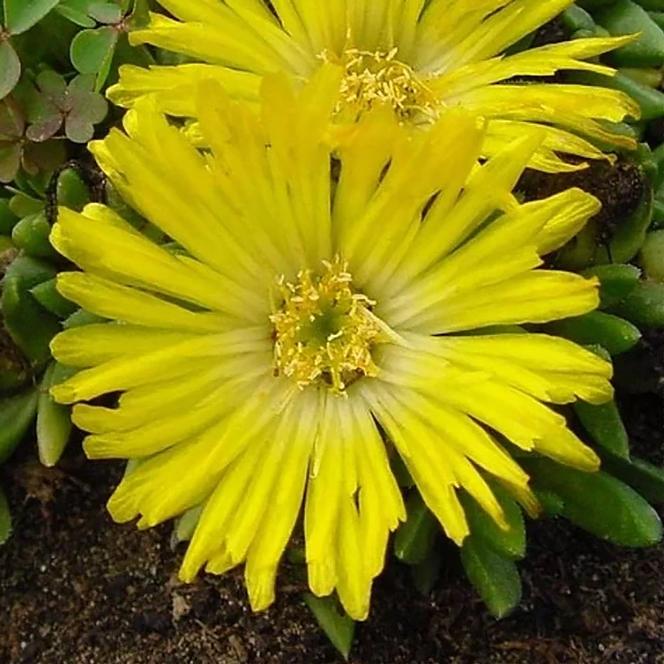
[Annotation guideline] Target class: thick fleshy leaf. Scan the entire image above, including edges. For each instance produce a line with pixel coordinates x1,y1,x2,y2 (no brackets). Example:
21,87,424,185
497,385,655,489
582,264,641,308
461,536,522,619
394,491,439,565
56,168,90,210
602,454,664,504
574,399,630,459
524,459,663,547
546,311,641,355
0,40,20,99
11,211,57,258
303,594,355,661
37,362,74,467
2,255,59,367
0,387,38,464
610,281,664,327
461,485,526,560
0,485,11,544
3,0,60,34
31,279,79,318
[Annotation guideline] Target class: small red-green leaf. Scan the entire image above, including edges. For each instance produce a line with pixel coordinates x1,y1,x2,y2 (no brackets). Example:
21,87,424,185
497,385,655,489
70,26,118,74
461,536,522,619
0,142,20,183
0,97,24,138
0,40,20,99
22,139,66,174
25,114,62,142
88,1,122,23
56,1,96,28
303,594,355,661
3,0,60,34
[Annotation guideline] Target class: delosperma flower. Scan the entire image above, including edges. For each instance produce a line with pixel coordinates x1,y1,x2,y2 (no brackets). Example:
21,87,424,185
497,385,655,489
50,67,613,619
108,0,639,172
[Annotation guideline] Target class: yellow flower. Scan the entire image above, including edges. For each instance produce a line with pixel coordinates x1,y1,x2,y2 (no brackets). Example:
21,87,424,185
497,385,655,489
50,67,612,620
108,0,640,172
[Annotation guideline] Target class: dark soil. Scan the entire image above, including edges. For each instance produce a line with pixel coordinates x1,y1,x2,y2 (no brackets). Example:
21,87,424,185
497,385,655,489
1,394,663,664
518,159,646,244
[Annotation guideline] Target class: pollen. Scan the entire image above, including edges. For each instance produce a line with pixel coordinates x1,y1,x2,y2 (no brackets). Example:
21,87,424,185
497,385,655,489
322,46,440,122
270,257,383,394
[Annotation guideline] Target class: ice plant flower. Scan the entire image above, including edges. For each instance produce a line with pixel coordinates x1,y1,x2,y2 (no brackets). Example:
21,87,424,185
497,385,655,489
50,67,613,620
108,0,640,172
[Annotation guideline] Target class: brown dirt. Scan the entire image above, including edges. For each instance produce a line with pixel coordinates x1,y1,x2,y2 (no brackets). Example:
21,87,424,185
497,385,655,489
0,396,663,664
518,159,646,244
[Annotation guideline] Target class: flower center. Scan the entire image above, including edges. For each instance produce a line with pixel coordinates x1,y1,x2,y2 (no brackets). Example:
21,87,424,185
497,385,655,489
270,258,383,394
322,47,439,122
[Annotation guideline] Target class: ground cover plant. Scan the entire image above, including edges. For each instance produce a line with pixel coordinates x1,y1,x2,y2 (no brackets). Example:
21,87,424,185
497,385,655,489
2,1,664,660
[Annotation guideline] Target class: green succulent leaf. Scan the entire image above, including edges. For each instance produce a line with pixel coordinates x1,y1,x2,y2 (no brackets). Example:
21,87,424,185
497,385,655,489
0,386,38,464
410,547,443,596
524,459,663,547
31,278,78,318
303,594,355,661
640,229,664,281
37,362,73,467
574,399,630,459
595,0,664,68
460,536,522,619
2,255,60,367
545,311,641,355
461,485,526,560
3,0,60,35
0,484,11,544
394,490,439,565
8,192,42,218
11,211,57,258
601,453,664,504
582,264,642,308
0,40,20,99
610,280,664,327
173,505,202,543
56,167,91,211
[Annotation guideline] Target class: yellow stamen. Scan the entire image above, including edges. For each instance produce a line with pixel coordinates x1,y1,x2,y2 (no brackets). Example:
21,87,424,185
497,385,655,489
270,257,384,394
321,47,440,122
